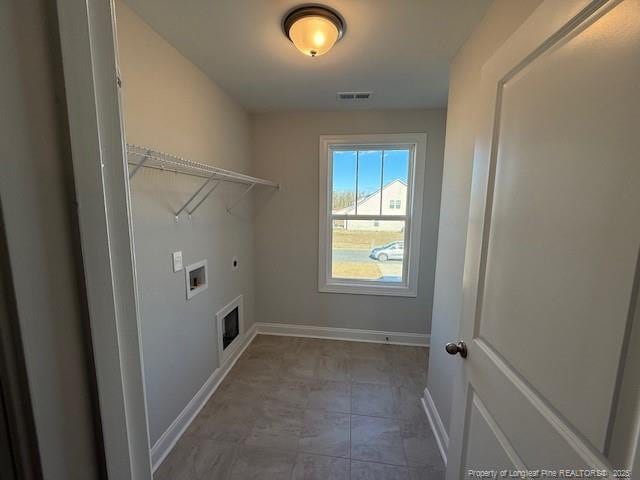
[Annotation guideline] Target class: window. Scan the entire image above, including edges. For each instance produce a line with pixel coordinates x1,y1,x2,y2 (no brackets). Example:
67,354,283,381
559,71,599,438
319,134,426,296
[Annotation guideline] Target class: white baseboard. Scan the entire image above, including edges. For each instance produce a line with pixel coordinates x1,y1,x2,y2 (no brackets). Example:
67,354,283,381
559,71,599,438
254,322,429,347
421,387,448,465
150,323,257,471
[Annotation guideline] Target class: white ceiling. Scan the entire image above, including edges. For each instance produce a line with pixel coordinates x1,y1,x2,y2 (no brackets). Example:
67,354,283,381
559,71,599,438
124,0,492,112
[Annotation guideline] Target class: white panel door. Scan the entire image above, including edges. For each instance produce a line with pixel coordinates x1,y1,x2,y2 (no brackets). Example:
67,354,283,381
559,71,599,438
447,0,640,477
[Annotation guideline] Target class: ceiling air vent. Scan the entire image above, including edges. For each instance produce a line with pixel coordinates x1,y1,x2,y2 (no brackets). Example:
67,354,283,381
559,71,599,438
337,91,372,101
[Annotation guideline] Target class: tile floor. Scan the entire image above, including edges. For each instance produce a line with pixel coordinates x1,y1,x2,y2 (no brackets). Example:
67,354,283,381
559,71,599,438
155,335,445,480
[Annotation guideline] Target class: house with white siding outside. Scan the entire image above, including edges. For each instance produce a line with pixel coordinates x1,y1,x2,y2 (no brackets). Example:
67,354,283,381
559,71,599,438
333,179,406,231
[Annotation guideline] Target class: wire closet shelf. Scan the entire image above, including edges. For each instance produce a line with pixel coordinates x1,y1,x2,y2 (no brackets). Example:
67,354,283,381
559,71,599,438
126,144,279,221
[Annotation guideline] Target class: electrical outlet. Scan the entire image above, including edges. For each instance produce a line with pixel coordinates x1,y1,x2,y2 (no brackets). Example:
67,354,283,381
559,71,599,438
172,251,183,272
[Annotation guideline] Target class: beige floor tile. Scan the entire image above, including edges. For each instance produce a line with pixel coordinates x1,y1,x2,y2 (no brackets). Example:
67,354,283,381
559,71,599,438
291,453,348,480
350,358,392,385
245,401,304,451
350,415,406,466
350,460,411,480
289,337,325,355
154,434,237,480
316,355,351,381
227,445,296,480
399,418,443,468
390,364,427,392
155,336,441,478
252,334,297,349
319,339,352,358
244,348,283,363
307,380,351,413
348,342,387,360
215,376,275,405
267,378,311,409
282,351,321,379
409,465,446,480
230,355,282,383
392,385,425,420
352,382,395,418
299,409,350,458
187,398,258,442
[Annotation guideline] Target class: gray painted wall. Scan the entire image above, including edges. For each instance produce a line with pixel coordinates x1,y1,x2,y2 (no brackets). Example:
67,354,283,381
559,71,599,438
426,0,542,434
252,110,446,334
116,3,256,445
0,0,102,477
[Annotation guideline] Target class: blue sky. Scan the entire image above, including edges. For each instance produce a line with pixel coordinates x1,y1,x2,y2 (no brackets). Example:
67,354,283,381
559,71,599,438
333,149,409,195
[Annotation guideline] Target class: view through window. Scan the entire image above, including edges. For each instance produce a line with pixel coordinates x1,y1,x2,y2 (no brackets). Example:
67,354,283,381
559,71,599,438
331,148,410,283
319,134,425,296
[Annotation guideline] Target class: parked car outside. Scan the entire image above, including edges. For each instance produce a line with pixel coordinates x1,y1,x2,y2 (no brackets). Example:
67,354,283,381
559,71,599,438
369,241,404,262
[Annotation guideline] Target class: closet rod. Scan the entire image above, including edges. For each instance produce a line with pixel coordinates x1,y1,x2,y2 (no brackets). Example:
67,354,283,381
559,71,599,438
126,144,279,188
125,144,279,221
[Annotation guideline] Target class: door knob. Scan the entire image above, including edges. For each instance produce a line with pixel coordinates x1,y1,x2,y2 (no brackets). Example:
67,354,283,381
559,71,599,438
445,341,467,358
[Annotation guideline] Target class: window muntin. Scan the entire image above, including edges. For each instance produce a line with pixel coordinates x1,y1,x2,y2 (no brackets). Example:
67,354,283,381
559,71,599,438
319,134,426,297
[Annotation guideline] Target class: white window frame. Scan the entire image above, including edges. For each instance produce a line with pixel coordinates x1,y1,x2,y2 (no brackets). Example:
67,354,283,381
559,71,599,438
318,133,426,297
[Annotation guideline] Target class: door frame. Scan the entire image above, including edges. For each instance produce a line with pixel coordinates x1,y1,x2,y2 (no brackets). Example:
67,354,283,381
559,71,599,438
0,200,43,480
55,0,152,478
446,0,640,476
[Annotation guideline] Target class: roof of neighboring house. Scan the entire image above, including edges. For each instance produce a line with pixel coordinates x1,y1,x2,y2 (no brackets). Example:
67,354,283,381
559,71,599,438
333,179,407,214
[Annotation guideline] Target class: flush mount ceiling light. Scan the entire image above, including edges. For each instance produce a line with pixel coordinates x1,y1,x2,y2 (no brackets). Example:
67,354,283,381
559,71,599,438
283,5,345,57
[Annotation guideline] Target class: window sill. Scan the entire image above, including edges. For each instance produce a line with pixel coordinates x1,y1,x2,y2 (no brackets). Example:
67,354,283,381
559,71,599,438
319,282,417,297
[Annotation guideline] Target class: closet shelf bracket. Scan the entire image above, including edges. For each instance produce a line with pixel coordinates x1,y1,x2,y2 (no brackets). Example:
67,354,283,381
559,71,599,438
186,180,220,218
226,183,256,213
173,177,220,222
128,148,151,179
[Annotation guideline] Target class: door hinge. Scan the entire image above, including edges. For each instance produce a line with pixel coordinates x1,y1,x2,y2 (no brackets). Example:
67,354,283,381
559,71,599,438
116,76,122,88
